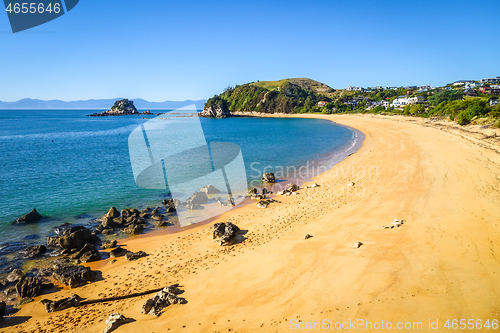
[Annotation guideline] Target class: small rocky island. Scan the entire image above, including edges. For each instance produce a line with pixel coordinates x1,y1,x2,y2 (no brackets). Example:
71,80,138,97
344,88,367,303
87,99,139,117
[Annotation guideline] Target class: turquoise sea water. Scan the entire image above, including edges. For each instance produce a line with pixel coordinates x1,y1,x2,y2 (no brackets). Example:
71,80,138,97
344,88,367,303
0,110,359,248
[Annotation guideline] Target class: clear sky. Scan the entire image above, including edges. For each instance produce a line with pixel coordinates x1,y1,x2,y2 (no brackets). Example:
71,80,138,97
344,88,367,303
1,0,499,102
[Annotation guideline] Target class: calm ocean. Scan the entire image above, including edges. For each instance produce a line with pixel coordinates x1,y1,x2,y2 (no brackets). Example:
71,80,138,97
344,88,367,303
0,110,359,247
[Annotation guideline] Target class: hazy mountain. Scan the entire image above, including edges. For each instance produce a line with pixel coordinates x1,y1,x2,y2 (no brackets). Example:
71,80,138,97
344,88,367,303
0,98,207,110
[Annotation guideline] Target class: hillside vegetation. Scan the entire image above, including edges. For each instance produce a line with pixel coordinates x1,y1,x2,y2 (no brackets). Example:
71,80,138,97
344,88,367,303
205,78,336,114
204,78,500,127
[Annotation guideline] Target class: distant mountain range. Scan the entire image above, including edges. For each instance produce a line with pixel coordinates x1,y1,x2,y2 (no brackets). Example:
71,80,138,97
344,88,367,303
0,98,207,110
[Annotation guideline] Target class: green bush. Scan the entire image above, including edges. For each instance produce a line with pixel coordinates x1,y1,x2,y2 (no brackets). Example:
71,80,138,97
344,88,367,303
457,110,476,125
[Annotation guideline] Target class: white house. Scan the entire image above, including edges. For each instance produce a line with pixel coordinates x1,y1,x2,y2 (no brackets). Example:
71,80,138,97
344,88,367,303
490,98,499,106
480,78,500,84
391,96,425,108
345,86,364,92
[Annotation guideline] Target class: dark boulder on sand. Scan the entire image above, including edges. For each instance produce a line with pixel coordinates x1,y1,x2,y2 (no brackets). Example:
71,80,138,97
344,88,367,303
41,294,80,313
212,222,241,246
52,265,96,288
125,251,148,261
109,247,128,258
13,208,43,224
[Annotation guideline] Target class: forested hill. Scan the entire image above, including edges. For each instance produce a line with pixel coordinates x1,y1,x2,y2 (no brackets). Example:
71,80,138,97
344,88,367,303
200,78,336,117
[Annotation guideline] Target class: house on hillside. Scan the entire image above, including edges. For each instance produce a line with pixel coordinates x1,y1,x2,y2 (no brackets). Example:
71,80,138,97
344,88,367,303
480,78,500,85
317,101,328,107
490,98,499,106
345,86,364,92
417,85,431,92
481,87,500,95
465,82,479,89
391,96,425,108
464,88,478,97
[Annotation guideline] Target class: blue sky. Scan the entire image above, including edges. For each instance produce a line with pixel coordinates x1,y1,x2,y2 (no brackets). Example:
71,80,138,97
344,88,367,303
1,0,499,102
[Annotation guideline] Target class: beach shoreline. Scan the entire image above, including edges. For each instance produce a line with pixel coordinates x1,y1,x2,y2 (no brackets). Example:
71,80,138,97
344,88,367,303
2,113,500,332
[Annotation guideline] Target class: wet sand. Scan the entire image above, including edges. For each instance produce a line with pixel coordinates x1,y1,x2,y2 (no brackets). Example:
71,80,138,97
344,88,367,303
3,114,500,332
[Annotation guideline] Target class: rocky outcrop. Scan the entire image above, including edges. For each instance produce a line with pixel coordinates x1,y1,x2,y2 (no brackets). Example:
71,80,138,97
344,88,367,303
262,173,276,183
52,265,96,288
199,104,230,118
104,313,134,333
141,284,186,317
87,99,139,117
20,245,46,258
41,294,80,313
16,277,42,298
13,208,42,223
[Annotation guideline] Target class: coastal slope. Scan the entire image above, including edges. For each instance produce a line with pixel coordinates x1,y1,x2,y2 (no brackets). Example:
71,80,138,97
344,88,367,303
4,115,500,332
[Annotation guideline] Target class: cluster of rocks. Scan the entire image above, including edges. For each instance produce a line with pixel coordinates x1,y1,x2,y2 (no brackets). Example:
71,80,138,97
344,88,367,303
212,222,241,246
277,183,300,196
47,225,101,261
97,207,145,235
141,284,186,317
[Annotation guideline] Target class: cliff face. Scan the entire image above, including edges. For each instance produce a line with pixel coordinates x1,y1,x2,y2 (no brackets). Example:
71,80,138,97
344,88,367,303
199,104,231,118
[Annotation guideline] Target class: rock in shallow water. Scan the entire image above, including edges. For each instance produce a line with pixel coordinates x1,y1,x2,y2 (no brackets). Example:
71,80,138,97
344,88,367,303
13,208,42,224
262,173,276,183
20,245,46,258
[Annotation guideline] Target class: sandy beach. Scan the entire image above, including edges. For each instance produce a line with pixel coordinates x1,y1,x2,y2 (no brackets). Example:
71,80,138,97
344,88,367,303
3,114,500,332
